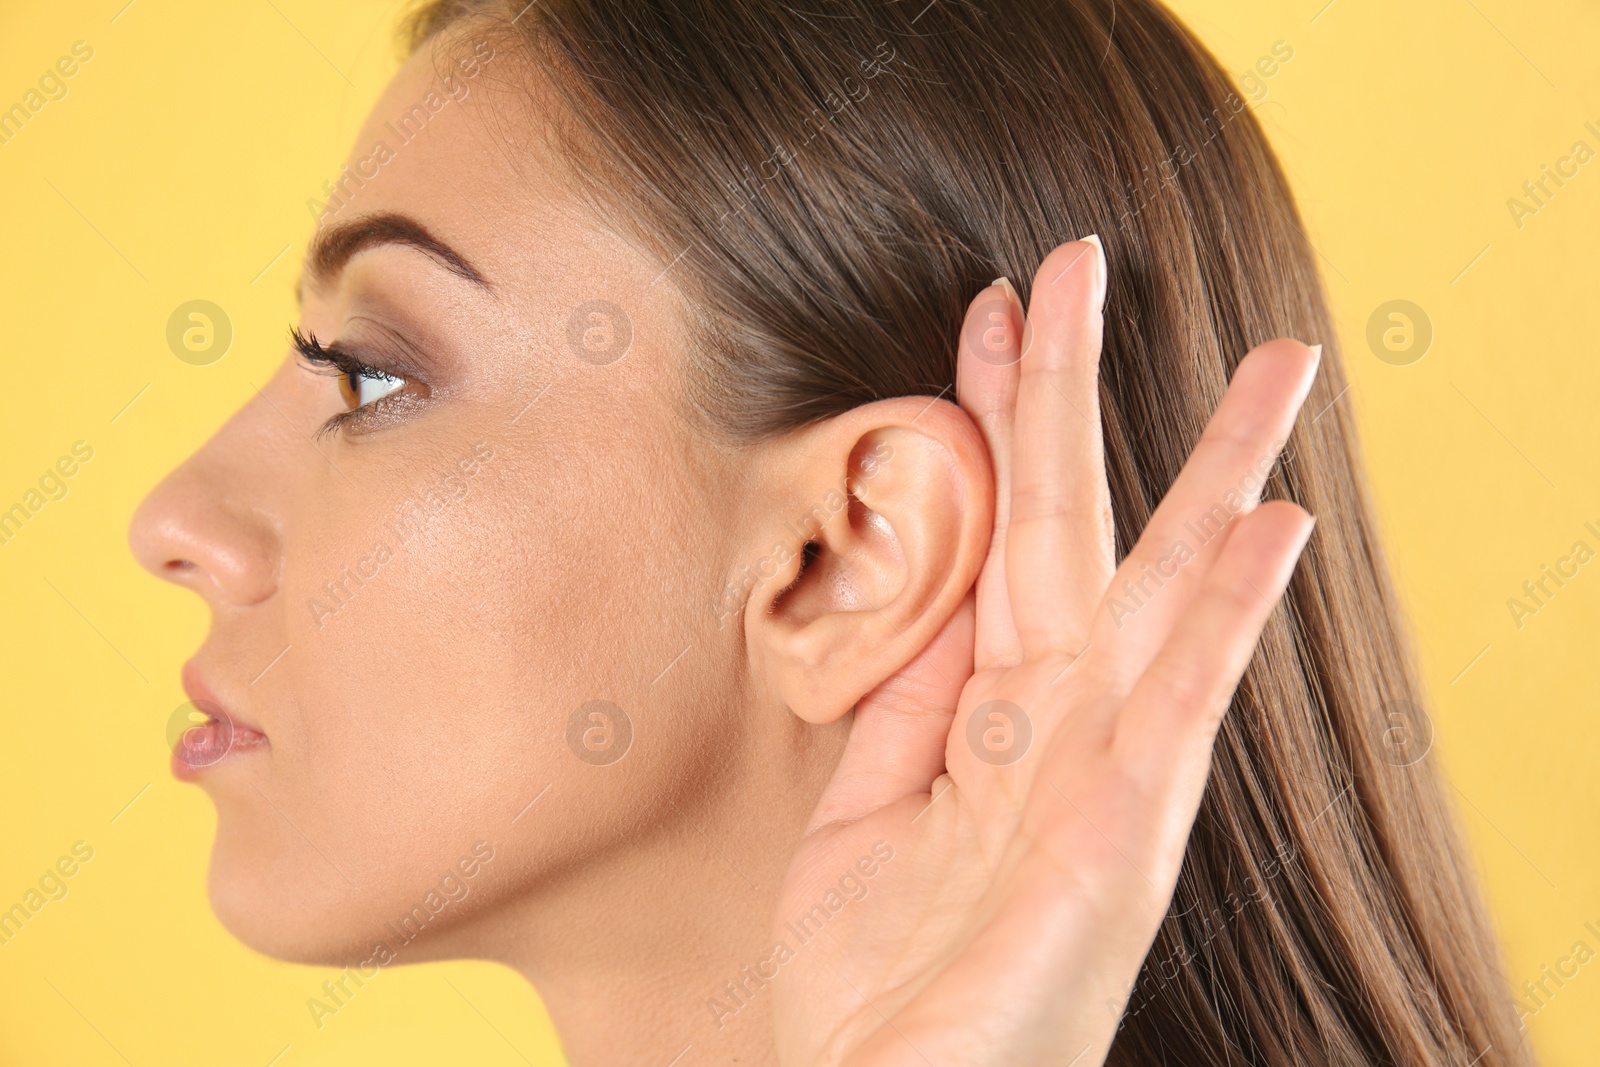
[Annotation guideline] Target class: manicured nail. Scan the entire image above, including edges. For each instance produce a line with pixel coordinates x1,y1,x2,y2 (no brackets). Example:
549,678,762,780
1297,512,1317,550
991,275,1021,310
1308,343,1323,363
1078,233,1107,309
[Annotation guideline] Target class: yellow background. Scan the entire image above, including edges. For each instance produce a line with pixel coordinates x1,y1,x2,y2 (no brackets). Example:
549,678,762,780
0,1,1594,1063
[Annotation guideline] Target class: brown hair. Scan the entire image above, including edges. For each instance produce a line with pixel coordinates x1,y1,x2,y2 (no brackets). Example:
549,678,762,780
403,1,1532,1061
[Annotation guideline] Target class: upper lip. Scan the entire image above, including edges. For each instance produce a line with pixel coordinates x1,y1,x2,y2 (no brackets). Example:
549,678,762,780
181,660,266,737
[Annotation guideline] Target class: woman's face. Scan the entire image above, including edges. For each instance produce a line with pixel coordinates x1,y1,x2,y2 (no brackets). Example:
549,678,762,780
128,31,788,964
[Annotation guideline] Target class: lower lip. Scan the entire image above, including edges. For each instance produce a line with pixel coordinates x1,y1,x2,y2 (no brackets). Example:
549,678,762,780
170,719,268,780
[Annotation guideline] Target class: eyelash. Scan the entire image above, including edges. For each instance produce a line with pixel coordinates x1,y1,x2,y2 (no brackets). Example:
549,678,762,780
290,326,422,439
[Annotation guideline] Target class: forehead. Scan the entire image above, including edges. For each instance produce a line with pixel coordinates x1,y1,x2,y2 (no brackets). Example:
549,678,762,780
306,29,592,302
298,29,699,415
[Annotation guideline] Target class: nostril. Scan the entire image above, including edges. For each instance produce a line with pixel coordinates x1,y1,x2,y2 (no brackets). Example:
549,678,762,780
163,559,196,573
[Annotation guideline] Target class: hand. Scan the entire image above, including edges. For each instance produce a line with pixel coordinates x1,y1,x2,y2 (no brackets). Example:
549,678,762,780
769,236,1320,1066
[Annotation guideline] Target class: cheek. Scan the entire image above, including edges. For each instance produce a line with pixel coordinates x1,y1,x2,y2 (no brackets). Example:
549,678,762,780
233,427,740,951
278,453,597,836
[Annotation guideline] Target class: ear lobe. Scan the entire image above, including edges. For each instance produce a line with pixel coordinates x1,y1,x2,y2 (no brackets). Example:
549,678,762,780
746,397,993,725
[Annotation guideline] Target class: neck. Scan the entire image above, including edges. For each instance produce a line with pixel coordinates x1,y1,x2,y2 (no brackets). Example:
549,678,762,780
466,720,846,1066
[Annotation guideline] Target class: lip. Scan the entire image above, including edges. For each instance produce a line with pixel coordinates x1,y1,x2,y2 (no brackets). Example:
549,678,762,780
173,660,269,780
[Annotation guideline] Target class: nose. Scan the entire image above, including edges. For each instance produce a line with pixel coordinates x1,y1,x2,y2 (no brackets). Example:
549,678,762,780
128,390,286,609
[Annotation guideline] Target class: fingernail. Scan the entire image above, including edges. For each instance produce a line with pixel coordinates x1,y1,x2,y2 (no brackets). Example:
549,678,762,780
1308,342,1323,364
991,275,1021,310
1078,233,1107,309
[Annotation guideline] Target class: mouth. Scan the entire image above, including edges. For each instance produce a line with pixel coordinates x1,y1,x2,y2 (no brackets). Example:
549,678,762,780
173,661,269,780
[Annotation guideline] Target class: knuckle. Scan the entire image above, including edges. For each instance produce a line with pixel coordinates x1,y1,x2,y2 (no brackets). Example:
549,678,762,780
1009,485,1072,521
1144,654,1217,714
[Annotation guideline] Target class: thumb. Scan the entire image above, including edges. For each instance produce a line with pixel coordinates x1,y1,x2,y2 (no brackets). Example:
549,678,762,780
804,593,975,835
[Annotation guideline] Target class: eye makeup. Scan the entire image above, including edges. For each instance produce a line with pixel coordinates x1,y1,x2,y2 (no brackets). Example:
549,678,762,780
291,324,434,440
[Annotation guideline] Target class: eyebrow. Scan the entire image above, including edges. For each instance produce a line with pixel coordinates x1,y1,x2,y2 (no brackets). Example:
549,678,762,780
296,212,491,304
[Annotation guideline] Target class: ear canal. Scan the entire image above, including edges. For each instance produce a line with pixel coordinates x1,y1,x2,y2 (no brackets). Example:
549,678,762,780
770,538,824,614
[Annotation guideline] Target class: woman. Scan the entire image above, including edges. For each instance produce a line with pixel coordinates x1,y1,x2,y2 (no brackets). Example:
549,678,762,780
128,0,1532,1063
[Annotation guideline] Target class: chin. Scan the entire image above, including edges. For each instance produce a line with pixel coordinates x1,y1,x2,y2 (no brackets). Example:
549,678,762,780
203,823,503,968
204,832,376,966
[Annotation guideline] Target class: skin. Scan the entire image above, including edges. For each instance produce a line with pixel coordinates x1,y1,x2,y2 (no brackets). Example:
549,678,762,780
130,27,1319,1067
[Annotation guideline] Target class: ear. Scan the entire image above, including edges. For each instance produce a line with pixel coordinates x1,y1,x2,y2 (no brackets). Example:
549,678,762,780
742,396,993,725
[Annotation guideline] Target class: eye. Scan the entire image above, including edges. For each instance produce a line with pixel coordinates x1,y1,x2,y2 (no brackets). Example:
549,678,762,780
338,366,406,411
290,325,429,438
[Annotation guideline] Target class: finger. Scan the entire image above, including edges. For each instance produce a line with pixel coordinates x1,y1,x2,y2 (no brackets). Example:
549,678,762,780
804,595,974,834
1110,501,1314,806
1007,236,1116,661
1092,339,1319,689
957,279,1024,670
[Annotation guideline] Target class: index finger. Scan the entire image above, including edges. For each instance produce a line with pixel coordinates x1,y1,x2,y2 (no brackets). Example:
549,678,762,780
957,278,1025,670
